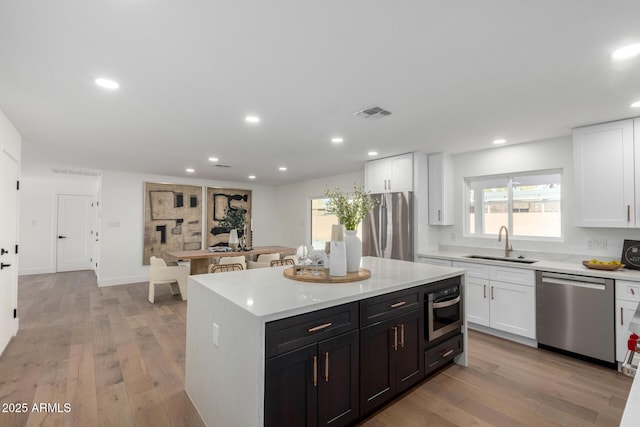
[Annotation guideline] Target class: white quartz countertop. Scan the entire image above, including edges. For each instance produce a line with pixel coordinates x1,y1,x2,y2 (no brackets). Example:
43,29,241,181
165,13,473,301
418,251,640,281
188,256,464,322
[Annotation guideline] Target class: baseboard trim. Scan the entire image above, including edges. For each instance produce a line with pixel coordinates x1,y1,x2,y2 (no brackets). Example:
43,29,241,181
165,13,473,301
19,267,56,276
97,275,148,287
468,323,538,348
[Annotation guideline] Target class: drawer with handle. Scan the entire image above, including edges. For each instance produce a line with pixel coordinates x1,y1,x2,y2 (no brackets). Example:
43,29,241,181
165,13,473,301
360,286,422,326
616,280,640,303
424,333,463,376
265,302,359,358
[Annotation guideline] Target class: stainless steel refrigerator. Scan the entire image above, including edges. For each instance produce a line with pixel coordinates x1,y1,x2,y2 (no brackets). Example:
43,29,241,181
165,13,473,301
362,191,413,261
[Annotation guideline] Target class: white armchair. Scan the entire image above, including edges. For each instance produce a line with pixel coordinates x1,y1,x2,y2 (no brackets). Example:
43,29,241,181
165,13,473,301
149,256,189,303
247,253,281,269
218,255,247,270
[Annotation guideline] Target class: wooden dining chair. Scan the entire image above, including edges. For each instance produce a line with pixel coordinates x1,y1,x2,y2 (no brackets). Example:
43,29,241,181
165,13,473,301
209,263,245,273
270,258,295,267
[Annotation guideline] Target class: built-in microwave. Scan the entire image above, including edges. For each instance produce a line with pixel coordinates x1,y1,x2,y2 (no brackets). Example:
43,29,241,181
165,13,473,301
425,278,463,343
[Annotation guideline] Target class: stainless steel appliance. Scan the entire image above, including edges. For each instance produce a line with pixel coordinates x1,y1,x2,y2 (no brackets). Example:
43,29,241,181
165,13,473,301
425,278,463,342
536,271,615,363
361,191,413,261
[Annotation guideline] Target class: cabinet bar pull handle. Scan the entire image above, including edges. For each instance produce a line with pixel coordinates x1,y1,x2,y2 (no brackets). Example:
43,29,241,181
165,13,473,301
632,288,636,295
388,179,391,190
390,301,406,308
313,355,318,387
324,352,329,382
442,349,454,357
483,284,486,299
491,286,494,300
622,307,624,326
392,326,398,351
628,205,631,222
308,322,332,333
438,210,441,222
400,323,405,349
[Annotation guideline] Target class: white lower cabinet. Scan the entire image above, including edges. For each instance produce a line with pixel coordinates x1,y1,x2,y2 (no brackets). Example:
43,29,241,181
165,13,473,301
489,280,536,339
454,261,535,340
615,280,640,363
465,276,490,326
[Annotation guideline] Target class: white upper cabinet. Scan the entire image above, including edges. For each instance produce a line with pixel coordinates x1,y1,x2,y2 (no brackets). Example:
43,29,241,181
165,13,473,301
573,118,637,227
365,153,414,193
428,152,453,225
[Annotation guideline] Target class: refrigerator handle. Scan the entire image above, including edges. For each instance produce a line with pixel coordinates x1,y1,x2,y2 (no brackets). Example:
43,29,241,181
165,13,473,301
380,196,388,255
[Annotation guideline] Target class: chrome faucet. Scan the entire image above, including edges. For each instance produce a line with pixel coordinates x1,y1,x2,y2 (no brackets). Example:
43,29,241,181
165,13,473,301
498,225,513,258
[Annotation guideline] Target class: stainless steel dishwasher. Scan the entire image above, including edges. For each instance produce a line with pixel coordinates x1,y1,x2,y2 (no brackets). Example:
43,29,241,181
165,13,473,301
536,271,614,363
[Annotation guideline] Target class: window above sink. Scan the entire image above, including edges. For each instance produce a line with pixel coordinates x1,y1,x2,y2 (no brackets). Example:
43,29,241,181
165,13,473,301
464,169,562,241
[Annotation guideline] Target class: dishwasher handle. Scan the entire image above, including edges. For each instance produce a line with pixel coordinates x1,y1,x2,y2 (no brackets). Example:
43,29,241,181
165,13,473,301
541,276,606,291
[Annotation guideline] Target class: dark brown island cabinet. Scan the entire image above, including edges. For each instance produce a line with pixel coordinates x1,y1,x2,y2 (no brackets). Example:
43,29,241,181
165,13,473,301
360,286,424,415
264,279,461,427
265,303,360,427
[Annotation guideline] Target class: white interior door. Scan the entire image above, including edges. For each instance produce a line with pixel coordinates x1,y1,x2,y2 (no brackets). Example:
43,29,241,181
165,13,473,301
0,150,19,354
56,194,93,272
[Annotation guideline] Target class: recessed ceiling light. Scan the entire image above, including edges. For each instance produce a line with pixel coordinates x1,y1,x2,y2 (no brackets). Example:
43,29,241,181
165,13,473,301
279,166,287,171
208,157,219,162
185,168,195,173
95,78,119,89
631,101,640,108
368,151,378,156
612,43,640,61
248,175,256,179
493,139,507,145
245,115,260,124
331,137,344,143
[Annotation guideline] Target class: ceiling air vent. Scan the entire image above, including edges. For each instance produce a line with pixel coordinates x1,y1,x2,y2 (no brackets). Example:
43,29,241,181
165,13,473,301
214,164,231,168
353,106,392,120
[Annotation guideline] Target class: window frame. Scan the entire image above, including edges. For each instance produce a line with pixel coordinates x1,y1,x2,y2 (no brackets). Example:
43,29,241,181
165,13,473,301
463,168,563,242
309,196,363,250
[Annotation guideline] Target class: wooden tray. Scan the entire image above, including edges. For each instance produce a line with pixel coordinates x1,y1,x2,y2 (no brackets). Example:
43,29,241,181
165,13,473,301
283,267,371,283
582,261,625,271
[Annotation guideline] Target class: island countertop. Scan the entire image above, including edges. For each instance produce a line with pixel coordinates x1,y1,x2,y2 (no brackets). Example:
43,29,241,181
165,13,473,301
185,256,466,427
188,256,465,322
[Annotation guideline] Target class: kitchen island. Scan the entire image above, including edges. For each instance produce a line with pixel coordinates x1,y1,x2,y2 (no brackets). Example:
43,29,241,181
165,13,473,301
185,256,466,426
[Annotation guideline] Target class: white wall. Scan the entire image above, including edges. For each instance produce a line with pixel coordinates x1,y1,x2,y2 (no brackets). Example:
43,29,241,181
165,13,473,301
98,170,282,286
19,173,99,275
434,136,640,258
274,170,364,248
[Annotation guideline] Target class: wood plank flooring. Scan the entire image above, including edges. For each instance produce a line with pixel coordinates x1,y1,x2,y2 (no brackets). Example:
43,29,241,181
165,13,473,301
0,271,634,426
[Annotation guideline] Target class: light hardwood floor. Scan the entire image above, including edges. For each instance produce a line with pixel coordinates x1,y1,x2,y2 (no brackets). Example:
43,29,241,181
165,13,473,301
0,271,633,426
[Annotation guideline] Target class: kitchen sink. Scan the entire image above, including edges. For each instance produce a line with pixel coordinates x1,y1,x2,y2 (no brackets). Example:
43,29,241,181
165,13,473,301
464,255,538,264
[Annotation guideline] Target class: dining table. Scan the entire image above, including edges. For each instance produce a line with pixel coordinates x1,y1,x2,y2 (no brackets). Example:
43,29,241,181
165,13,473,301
165,245,296,275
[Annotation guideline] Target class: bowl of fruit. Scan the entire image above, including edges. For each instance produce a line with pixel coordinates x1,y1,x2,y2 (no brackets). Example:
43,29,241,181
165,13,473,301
582,259,625,271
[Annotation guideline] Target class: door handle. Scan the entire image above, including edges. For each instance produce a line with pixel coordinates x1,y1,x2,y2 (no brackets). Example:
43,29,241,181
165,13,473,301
1,263,11,270
392,326,398,351
324,352,329,382
58,235,67,239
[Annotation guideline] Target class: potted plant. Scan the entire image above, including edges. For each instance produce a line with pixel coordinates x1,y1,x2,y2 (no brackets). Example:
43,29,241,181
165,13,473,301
324,184,376,272
219,208,247,249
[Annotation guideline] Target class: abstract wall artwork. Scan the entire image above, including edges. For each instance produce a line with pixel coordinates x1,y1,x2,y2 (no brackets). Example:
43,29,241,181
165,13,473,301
143,182,203,264
206,187,252,248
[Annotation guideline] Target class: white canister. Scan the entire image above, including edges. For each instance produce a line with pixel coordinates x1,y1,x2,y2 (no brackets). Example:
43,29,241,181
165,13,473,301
329,241,347,276
344,230,362,273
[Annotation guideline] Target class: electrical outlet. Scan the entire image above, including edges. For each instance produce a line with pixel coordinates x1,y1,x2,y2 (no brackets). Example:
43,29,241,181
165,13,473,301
587,239,607,249
212,323,219,347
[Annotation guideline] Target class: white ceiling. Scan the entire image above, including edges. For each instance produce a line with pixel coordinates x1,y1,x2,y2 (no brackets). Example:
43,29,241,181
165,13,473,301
1,1,639,185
